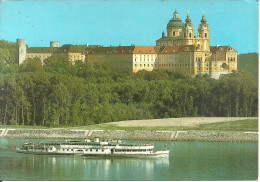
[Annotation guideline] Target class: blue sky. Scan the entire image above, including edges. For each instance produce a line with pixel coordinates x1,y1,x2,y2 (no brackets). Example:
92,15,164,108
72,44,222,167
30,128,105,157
0,0,258,54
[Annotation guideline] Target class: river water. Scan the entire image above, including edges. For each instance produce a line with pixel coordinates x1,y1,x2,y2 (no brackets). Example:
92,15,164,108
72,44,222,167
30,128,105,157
0,139,257,180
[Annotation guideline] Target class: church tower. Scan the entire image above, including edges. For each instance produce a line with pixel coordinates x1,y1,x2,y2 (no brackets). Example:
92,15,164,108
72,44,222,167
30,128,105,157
196,13,210,51
183,12,194,45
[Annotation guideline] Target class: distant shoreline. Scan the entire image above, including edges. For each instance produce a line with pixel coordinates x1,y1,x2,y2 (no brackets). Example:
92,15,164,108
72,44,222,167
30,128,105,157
0,128,257,142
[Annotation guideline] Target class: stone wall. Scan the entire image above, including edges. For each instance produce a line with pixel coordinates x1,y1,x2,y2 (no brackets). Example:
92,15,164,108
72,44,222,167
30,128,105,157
90,130,175,141
0,129,258,142
175,131,258,142
2,129,87,139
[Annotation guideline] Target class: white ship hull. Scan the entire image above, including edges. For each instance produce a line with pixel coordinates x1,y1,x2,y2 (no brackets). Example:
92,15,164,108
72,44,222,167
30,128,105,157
16,148,169,158
14,138,170,158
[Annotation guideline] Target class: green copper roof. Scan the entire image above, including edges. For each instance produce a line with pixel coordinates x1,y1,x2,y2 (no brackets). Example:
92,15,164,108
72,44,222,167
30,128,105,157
167,15,184,29
167,19,184,28
167,9,184,29
185,12,192,25
200,13,207,24
156,36,182,42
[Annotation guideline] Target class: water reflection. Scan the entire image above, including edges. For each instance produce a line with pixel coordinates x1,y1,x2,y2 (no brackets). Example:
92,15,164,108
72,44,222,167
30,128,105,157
35,155,169,180
0,139,257,181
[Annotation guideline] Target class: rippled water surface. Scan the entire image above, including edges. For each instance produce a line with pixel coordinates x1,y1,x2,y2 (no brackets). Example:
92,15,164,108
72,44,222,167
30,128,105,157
0,139,257,180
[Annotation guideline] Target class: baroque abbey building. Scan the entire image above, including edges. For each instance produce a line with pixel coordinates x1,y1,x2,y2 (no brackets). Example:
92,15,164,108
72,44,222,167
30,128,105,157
16,9,237,79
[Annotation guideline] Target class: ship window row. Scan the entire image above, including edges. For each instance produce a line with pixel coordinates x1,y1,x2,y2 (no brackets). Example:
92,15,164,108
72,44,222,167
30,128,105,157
60,148,105,152
115,149,152,152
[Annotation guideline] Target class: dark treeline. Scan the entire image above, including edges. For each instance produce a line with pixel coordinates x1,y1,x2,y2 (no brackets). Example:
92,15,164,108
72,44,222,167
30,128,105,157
0,55,258,127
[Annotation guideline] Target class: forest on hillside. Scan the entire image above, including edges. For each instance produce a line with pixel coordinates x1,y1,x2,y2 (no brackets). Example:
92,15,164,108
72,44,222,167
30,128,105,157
237,53,258,76
0,56,258,127
0,40,258,127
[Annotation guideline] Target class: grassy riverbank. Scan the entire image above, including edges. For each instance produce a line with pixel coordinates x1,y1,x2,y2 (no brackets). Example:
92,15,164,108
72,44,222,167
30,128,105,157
75,119,258,132
1,118,257,132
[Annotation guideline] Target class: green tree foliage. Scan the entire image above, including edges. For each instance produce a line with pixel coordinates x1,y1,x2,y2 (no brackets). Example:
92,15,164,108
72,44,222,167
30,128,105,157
0,53,258,126
0,40,16,63
238,53,258,76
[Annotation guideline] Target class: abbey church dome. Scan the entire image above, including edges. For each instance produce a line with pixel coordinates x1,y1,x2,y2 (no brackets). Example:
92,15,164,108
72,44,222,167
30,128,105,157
167,18,184,28
167,9,184,29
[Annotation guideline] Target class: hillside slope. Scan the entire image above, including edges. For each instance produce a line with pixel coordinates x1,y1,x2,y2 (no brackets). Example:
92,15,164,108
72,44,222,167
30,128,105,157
237,53,258,76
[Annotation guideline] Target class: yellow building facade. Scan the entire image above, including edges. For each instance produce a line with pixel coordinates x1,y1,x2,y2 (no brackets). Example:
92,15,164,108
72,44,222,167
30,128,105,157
17,9,237,79
155,9,237,78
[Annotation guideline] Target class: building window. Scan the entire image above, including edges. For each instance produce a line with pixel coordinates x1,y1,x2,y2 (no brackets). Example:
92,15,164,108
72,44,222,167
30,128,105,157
144,64,146,67
184,33,186,37
205,33,207,38
151,64,153,67
189,32,192,38
173,31,175,36
140,64,142,67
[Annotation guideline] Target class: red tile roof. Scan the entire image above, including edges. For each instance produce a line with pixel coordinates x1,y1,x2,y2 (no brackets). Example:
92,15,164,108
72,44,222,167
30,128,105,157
210,46,236,54
89,46,161,54
111,46,135,54
133,46,158,54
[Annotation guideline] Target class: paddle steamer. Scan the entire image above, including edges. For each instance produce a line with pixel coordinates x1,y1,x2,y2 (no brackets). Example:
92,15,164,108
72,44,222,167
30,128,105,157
14,138,169,158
